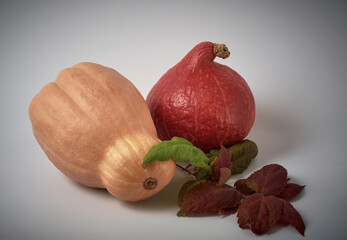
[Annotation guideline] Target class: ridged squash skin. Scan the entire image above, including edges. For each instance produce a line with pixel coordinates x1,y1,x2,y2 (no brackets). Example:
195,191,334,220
29,62,176,201
147,42,255,152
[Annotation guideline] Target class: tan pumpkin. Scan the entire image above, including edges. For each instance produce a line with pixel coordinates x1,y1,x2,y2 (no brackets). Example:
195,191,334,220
29,62,176,201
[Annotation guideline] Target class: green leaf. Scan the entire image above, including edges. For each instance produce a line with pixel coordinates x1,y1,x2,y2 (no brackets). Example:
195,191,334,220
229,139,258,174
205,139,258,174
142,137,212,180
206,149,220,162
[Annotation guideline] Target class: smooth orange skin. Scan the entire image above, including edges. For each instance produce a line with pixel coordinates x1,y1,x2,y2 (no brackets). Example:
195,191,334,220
29,62,176,201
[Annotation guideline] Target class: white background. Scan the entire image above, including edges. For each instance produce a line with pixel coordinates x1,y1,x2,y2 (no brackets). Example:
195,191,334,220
1,0,347,239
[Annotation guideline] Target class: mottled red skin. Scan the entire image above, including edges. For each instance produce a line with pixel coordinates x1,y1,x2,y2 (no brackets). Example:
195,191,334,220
147,42,255,152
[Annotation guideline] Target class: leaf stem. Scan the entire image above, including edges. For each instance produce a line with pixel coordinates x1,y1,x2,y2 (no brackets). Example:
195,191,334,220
176,163,193,175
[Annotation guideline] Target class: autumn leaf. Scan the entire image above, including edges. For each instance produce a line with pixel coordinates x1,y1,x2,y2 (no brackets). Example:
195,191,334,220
205,139,258,174
235,165,304,200
229,139,258,174
237,193,305,236
178,180,202,207
210,145,233,186
234,179,255,195
237,193,283,235
276,183,305,201
246,164,288,195
280,200,306,236
177,181,242,217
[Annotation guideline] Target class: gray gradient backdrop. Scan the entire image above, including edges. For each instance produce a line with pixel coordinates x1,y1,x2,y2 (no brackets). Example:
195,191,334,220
1,0,347,239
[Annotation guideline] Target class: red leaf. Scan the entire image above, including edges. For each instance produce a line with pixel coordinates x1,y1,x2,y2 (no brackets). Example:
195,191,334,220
237,193,306,236
246,164,288,195
234,179,255,195
211,145,233,186
218,207,239,215
276,183,305,201
178,180,201,207
177,181,242,216
237,193,283,235
281,200,306,236
217,167,232,186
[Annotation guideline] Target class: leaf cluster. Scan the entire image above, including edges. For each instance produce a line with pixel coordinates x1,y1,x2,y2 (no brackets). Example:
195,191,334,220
235,164,305,236
142,137,305,236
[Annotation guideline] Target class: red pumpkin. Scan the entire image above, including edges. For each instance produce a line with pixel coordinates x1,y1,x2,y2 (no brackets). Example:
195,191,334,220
147,42,255,152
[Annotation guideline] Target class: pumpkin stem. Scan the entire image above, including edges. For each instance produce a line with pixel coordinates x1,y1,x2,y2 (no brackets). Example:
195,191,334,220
143,177,158,189
213,43,230,59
